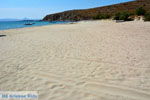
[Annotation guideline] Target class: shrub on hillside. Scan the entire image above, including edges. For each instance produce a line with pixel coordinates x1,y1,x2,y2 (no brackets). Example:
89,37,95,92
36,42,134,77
136,7,146,16
93,14,110,20
93,14,100,20
114,13,121,20
144,13,150,21
114,12,132,21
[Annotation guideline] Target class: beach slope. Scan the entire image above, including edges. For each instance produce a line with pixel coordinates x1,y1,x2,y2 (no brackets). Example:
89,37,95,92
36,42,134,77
0,21,150,100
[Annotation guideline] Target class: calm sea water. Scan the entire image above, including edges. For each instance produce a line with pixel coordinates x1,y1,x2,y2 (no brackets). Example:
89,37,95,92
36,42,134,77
0,20,69,30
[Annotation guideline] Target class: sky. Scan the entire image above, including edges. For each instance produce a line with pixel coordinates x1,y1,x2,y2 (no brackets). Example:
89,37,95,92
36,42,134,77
0,0,134,19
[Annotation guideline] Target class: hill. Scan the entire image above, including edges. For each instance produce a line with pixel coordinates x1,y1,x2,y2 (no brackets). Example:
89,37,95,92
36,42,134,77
43,0,150,21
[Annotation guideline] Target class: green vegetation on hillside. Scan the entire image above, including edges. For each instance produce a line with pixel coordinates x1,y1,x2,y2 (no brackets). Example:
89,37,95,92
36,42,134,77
136,7,146,16
114,12,133,21
144,13,150,21
93,14,110,20
114,12,129,21
135,7,150,21
92,7,149,21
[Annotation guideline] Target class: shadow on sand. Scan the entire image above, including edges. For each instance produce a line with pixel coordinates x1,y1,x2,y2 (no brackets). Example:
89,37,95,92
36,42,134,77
0,35,6,37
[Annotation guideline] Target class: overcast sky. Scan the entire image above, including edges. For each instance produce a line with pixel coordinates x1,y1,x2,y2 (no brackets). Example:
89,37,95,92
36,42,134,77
0,0,133,19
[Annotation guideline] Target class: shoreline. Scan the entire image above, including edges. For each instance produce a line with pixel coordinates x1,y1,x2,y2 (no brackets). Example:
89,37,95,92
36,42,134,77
0,19,146,32
1,19,147,32
0,21,73,31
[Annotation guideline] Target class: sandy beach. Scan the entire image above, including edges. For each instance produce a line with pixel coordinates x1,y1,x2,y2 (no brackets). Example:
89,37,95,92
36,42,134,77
0,20,150,100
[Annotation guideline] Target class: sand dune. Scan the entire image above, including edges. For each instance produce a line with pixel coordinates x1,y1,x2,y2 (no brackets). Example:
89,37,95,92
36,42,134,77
0,20,150,100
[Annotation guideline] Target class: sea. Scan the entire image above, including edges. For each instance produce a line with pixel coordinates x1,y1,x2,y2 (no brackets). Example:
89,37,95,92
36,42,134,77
0,20,70,30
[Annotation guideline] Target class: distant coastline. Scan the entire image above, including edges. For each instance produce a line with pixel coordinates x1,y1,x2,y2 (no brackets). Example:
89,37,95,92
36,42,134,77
0,18,41,22
0,19,21,22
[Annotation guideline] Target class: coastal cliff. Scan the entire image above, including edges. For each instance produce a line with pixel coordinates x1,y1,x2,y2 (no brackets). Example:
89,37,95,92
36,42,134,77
43,0,150,21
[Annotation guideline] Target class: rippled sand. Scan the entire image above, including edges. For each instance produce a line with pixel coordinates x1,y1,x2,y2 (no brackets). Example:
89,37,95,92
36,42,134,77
0,20,150,100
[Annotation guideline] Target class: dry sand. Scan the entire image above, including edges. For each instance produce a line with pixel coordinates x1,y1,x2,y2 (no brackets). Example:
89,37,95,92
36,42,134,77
0,20,150,100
